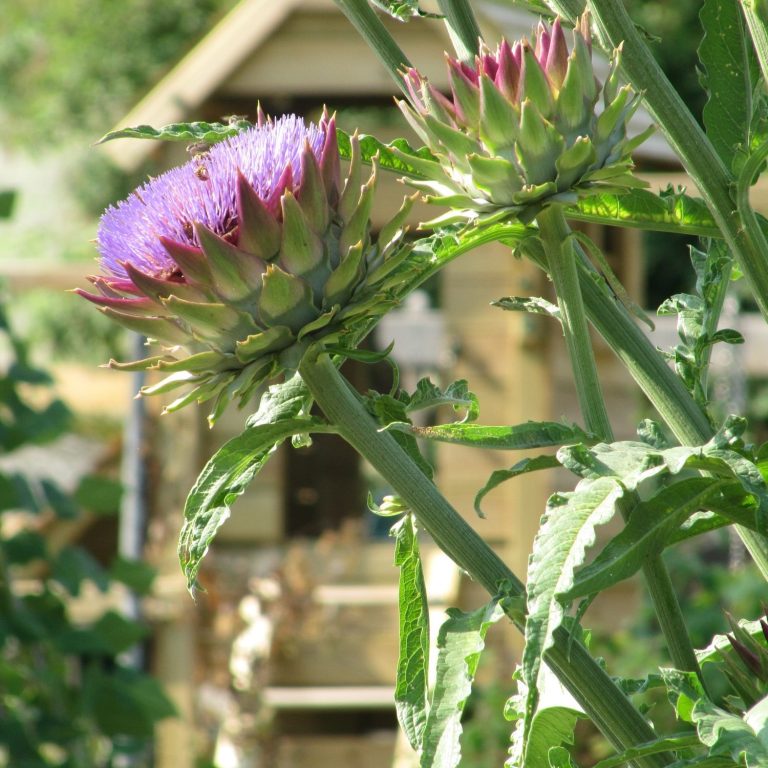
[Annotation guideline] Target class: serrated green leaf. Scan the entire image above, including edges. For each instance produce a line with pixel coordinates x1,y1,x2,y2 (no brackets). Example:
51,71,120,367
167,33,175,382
523,477,625,758
474,454,561,517
709,328,745,345
693,696,768,767
392,515,429,751
744,695,768,749
386,421,593,450
558,434,768,531
546,746,579,768
179,376,331,590
637,419,672,449
566,187,720,237
97,119,252,145
420,599,505,768
336,129,438,179
661,668,707,724
368,393,435,480
369,0,441,20
668,510,743,545
405,378,479,423
526,708,582,768
699,0,759,169
699,445,768,531
492,295,561,319
562,477,737,600
557,440,670,489
592,733,703,768
507,638,585,767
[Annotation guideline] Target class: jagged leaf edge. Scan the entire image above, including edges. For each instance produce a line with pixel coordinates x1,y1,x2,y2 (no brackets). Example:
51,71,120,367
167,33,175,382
97,119,253,145
561,476,741,600
384,421,594,451
698,0,758,170
475,454,561,518
420,598,505,768
392,514,430,751
521,477,625,760
178,376,328,590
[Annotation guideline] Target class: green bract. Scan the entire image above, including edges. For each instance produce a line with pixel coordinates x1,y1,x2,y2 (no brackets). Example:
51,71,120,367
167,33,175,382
78,113,414,423
399,13,653,224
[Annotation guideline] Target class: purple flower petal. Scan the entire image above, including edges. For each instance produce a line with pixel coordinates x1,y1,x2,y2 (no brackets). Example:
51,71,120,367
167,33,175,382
97,114,326,280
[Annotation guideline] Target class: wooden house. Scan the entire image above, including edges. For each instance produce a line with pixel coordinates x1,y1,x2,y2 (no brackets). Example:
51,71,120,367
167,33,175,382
90,2,695,766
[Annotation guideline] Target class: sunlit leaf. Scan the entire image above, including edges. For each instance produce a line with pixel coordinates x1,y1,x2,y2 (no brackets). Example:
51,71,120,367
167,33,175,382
522,477,625,758
474,454,561,517
592,733,703,768
699,0,758,169
336,129,439,179
567,186,721,237
369,0,441,20
405,378,479,423
392,515,430,751
385,421,593,450
561,478,742,600
178,375,330,590
97,119,252,145
420,599,505,768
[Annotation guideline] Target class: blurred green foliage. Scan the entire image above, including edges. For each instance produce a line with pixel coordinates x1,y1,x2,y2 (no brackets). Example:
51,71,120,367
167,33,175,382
11,290,129,366
0,294,172,766
625,0,707,122
0,0,236,147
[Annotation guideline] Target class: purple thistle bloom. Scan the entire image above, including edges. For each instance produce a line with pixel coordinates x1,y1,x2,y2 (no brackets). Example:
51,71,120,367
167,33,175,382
97,114,325,279
77,108,414,422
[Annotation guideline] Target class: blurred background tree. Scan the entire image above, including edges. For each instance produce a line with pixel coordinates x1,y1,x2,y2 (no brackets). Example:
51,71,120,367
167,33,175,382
0,0,235,148
0,0,237,366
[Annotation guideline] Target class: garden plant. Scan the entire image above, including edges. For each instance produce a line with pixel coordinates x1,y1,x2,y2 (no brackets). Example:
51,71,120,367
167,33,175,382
81,0,768,765
0,294,174,765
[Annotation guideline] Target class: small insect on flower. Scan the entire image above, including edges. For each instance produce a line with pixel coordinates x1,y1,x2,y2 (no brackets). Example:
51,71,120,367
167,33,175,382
78,112,416,423
397,12,653,224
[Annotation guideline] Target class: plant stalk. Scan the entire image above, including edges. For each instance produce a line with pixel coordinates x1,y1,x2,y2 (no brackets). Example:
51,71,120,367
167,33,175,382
436,0,482,61
584,0,768,326
573,249,768,581
332,0,412,94
520,231,768,580
298,350,668,767
537,205,613,440
536,205,703,678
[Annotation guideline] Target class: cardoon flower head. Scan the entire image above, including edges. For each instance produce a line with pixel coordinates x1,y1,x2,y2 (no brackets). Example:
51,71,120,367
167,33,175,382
78,112,414,422
399,13,652,223
722,612,768,709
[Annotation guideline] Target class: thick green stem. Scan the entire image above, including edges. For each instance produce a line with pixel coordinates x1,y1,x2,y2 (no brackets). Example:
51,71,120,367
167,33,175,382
573,250,768,581
740,2,768,86
332,0,411,94
538,205,612,440
537,206,703,679
299,351,668,767
436,0,482,61
575,256,713,445
585,0,768,325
